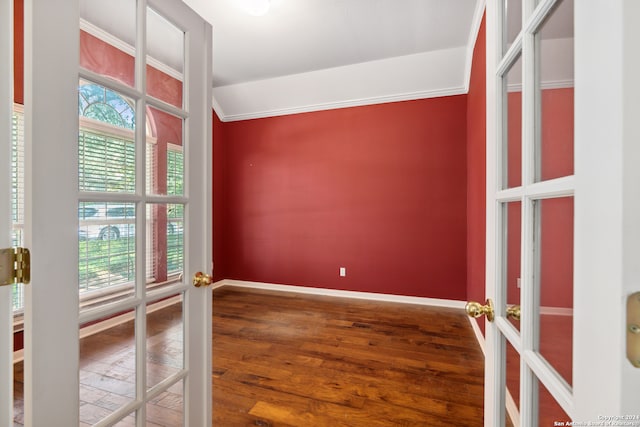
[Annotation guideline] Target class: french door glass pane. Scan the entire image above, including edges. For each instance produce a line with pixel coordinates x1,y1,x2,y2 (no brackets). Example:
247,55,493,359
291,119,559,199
503,201,522,331
506,338,520,411
14,363,23,425
79,0,136,88
146,299,184,390
78,81,136,193
503,54,523,189
146,7,184,109
11,106,25,311
538,379,570,425
79,311,137,424
79,202,136,304
537,197,573,386
146,204,184,293
146,106,184,196
536,0,574,182
147,379,184,425
504,0,522,52
113,414,136,426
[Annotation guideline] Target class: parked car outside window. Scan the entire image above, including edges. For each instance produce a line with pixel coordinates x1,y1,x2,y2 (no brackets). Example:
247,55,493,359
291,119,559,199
78,204,135,241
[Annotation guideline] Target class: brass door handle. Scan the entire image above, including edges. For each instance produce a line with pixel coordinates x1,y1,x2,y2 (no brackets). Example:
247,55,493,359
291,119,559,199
506,305,521,321
192,272,212,288
465,299,495,322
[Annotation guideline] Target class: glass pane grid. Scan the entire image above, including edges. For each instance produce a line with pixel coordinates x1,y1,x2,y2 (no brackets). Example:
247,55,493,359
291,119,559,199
535,0,574,183
147,6,185,109
79,0,136,88
73,3,193,425
78,81,137,194
79,202,136,296
146,106,184,197
11,107,25,311
534,196,573,387
498,0,575,423
79,312,137,425
504,0,523,53
502,54,523,190
146,204,184,288
146,299,184,391
166,148,183,196
147,380,184,426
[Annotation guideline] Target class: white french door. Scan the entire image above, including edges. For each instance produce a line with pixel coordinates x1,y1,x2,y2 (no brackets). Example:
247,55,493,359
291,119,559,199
483,0,640,425
2,0,212,425
1,0,16,425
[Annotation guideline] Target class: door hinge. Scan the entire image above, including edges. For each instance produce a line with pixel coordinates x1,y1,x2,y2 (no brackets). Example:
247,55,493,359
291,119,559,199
0,247,31,286
628,292,640,368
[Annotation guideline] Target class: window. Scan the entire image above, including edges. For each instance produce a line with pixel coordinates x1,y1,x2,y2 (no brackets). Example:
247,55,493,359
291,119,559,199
166,147,184,275
10,82,184,313
11,105,25,311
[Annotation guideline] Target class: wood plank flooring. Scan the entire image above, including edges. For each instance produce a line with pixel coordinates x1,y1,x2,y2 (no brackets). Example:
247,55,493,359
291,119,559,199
13,286,487,425
213,286,485,426
13,305,185,427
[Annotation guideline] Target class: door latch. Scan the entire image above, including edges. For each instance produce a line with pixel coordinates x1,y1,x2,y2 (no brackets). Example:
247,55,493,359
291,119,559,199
0,247,31,286
627,292,640,368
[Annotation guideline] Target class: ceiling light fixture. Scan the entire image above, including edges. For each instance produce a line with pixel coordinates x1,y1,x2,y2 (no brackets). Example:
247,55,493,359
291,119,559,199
238,0,271,16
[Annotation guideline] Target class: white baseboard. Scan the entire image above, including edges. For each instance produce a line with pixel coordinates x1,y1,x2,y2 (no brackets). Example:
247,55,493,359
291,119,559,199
215,279,466,309
540,306,573,316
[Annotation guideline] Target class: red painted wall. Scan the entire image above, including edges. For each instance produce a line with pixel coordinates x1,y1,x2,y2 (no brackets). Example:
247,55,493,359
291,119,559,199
13,0,23,104
466,14,487,332
13,0,572,311
217,98,469,299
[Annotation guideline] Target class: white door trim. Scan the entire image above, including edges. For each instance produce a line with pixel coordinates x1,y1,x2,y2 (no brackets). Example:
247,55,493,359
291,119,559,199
23,0,80,424
573,0,640,419
1,0,15,424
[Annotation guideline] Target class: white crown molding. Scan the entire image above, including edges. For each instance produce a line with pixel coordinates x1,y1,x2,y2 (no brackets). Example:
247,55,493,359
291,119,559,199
215,86,467,122
463,0,487,93
213,47,468,122
79,18,183,82
213,279,466,309
212,97,225,123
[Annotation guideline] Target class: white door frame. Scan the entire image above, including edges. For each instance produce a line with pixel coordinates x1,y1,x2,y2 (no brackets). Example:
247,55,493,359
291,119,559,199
485,0,640,424
16,0,213,424
573,0,640,419
23,0,80,424
1,0,15,425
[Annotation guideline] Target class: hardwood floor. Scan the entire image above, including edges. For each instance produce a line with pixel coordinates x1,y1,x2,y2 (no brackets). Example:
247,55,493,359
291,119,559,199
13,286,487,426
213,286,485,426
13,305,185,427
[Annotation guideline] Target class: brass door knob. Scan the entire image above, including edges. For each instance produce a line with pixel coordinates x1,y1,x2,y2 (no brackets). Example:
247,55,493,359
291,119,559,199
506,305,521,321
465,299,495,322
192,272,212,288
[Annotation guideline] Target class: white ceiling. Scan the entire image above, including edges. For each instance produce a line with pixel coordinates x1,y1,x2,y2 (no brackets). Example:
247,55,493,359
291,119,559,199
180,0,484,120
80,1,573,121
80,0,482,120
183,0,479,88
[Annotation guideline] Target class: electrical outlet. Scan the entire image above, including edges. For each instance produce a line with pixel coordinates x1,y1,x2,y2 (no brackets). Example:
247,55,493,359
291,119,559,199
339,267,346,277
517,278,521,288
